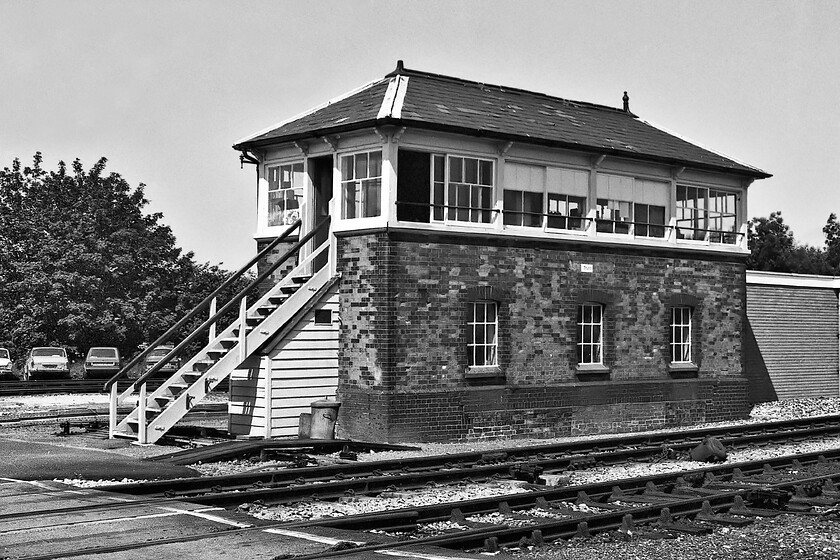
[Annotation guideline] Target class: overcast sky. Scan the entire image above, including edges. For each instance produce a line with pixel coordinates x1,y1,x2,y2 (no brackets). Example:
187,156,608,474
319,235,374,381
2,1,838,269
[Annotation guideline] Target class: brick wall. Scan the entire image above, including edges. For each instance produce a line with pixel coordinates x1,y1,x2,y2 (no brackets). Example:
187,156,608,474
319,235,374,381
335,230,750,442
255,238,299,295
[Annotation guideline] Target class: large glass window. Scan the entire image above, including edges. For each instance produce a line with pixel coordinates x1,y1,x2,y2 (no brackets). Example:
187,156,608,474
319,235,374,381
433,156,494,224
468,301,498,367
670,307,693,363
503,163,543,227
547,194,586,230
266,163,304,227
341,151,382,219
577,303,603,365
676,186,737,243
634,203,667,238
596,199,632,234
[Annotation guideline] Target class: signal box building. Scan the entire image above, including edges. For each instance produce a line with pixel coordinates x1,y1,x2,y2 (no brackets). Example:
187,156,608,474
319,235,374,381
231,62,771,442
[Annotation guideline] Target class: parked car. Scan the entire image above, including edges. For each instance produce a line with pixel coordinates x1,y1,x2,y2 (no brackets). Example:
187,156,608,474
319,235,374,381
83,347,121,378
23,347,70,380
0,348,13,379
144,344,180,376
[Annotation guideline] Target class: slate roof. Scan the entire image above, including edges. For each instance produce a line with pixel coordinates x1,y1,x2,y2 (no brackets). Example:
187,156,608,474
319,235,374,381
235,63,770,179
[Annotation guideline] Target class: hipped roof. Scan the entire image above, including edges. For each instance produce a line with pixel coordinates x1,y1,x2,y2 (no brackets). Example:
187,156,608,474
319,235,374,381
234,63,770,179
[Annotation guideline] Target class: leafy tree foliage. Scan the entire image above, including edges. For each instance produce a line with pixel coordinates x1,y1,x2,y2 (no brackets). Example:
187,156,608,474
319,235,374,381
0,154,250,367
748,211,835,275
824,213,840,270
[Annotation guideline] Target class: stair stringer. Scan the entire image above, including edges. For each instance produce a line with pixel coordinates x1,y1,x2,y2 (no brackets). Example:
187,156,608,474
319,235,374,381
114,266,332,443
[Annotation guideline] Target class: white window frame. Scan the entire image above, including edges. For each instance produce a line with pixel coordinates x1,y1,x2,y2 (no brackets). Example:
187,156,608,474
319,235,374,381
676,185,738,243
432,155,495,225
341,150,383,220
670,307,693,363
577,303,604,365
264,161,305,231
596,198,633,234
467,300,498,367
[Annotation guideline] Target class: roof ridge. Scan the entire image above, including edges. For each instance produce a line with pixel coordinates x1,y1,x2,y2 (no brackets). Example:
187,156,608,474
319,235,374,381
388,62,631,116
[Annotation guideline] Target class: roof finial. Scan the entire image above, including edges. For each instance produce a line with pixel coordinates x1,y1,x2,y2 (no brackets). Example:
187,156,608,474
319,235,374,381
396,60,404,73
623,91,630,112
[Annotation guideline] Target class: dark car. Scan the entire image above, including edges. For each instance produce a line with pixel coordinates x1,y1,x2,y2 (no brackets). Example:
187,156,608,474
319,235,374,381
145,345,180,376
83,347,121,378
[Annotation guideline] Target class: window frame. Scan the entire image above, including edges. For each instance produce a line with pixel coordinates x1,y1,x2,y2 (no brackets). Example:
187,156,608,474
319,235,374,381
340,150,383,220
670,306,693,364
467,300,499,368
576,302,604,366
432,155,496,225
264,161,305,229
676,185,738,243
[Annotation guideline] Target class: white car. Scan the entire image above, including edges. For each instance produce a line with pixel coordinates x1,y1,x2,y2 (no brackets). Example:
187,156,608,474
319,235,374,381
24,347,70,380
0,348,12,377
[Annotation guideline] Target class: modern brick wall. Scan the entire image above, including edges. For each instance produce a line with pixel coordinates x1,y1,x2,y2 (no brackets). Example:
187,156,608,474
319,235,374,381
745,282,839,401
334,230,751,442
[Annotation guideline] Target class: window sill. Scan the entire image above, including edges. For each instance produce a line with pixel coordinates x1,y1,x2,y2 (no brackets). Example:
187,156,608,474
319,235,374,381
668,362,699,378
465,366,502,379
575,364,611,379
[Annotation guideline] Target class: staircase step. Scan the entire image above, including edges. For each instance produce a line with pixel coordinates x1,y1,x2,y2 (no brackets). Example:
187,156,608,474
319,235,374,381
292,275,311,284
245,316,263,326
112,431,138,440
279,285,299,294
256,305,277,316
182,371,203,379
206,348,227,359
192,360,216,372
219,338,238,349
268,295,288,305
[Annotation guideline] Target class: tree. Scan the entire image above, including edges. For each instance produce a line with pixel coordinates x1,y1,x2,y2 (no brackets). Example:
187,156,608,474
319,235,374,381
824,213,840,271
747,212,796,272
0,154,250,368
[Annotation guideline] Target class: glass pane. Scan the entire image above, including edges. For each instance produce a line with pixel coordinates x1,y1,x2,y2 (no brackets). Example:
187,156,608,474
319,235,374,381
368,151,382,178
504,190,521,226
364,179,381,217
448,184,457,221
355,153,368,180
433,155,445,182
582,346,591,364
343,183,357,219
593,344,602,363
486,323,497,345
524,191,543,227
479,160,493,186
449,157,462,183
433,182,445,220
475,303,485,322
457,184,469,221
487,303,496,322
468,303,475,323
267,167,280,191
464,158,478,184
342,156,354,181
592,305,601,323
475,326,485,345
486,345,497,366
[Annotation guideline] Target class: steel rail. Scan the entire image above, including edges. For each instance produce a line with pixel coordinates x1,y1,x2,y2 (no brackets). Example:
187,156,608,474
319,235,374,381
10,447,840,560
101,414,840,500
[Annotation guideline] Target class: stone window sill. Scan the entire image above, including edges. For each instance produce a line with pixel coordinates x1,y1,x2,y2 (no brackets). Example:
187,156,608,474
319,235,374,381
668,362,699,377
465,365,502,379
575,364,611,378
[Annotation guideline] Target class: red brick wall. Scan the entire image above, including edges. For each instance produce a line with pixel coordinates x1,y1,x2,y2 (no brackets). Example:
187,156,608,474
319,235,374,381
335,230,750,442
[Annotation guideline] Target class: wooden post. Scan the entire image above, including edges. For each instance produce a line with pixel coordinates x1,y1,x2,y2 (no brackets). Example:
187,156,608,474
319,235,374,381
209,297,217,343
109,382,118,438
138,382,147,445
239,297,248,363
263,355,273,439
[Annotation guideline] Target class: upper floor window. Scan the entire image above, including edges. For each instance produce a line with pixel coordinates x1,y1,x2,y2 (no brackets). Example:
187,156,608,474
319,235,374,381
676,186,737,243
577,303,603,365
503,163,544,227
670,307,693,363
341,151,382,219
467,300,498,367
595,175,668,237
266,163,304,227
548,193,586,230
433,155,494,224
596,199,632,234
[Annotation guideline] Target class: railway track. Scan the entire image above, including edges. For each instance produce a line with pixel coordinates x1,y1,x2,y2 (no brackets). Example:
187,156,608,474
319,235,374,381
98,413,840,505
7,445,840,559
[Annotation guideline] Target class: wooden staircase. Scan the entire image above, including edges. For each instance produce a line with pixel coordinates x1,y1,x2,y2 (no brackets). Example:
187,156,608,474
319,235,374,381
106,218,334,444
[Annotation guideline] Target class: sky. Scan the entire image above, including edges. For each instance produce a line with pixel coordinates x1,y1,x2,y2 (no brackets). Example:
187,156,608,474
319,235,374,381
2,0,838,269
